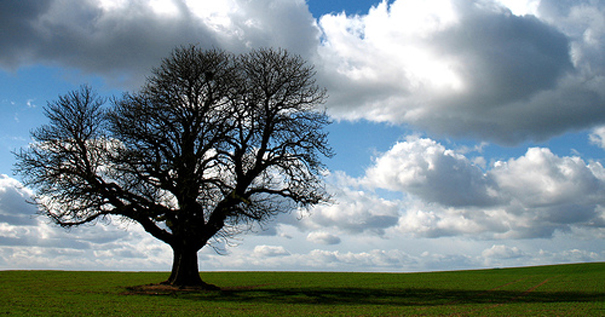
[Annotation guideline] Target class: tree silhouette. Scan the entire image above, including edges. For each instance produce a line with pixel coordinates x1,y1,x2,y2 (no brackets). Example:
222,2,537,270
15,46,332,288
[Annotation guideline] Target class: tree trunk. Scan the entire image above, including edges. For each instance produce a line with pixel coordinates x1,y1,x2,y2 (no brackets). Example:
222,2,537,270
163,246,219,290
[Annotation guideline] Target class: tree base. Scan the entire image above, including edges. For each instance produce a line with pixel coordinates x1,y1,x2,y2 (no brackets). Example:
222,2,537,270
124,282,220,295
160,280,220,291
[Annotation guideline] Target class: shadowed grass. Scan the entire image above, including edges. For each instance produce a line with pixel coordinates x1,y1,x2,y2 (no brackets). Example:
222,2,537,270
1,262,604,316
187,287,604,306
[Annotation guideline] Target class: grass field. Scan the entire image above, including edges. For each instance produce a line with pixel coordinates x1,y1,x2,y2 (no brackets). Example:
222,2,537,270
1,262,604,316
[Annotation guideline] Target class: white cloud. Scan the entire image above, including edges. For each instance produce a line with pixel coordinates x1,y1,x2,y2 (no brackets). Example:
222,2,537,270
0,175,172,270
393,203,507,239
192,237,604,271
537,248,603,264
253,245,290,257
491,147,605,210
0,0,319,88
496,0,539,16
589,125,605,149
298,179,400,235
0,171,603,272
364,137,499,207
0,223,172,271
0,175,38,226
317,0,605,144
247,137,605,242
307,231,341,245
2,0,605,143
481,244,526,262
313,138,605,240
419,252,476,271
282,248,419,271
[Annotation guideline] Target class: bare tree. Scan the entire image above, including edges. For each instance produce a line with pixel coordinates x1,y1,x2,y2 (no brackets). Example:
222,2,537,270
14,46,332,289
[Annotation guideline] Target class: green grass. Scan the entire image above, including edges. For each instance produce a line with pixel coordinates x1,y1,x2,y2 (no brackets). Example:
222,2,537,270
1,263,604,316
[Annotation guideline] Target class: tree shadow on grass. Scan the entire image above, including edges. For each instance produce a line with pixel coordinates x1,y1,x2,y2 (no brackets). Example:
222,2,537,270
128,286,605,307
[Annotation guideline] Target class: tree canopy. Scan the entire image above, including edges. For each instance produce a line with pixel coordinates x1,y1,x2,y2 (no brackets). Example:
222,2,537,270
15,46,332,288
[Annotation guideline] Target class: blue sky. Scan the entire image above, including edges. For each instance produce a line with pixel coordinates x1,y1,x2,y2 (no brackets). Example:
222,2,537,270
1,0,605,272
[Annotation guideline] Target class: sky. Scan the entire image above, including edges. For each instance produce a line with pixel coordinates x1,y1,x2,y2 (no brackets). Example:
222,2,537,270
1,0,605,272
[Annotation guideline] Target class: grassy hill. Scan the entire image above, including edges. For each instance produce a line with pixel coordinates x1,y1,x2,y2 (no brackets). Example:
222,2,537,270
1,262,604,316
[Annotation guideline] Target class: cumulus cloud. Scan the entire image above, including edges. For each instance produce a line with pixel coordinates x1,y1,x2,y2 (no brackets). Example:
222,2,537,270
307,231,341,245
302,138,605,240
481,244,526,264
198,242,604,272
364,137,499,207
1,171,603,271
419,252,476,271
195,246,419,271
0,175,38,226
0,175,171,270
2,0,605,143
537,248,603,264
0,0,319,87
0,219,171,270
297,178,400,235
589,125,605,149
285,249,419,271
491,147,605,210
317,0,605,144
253,245,290,257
